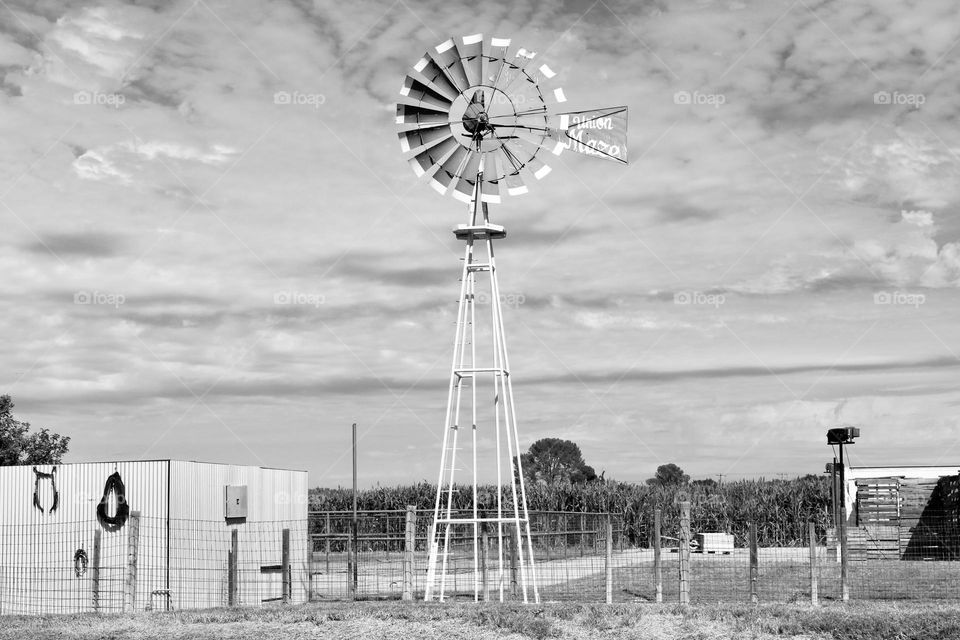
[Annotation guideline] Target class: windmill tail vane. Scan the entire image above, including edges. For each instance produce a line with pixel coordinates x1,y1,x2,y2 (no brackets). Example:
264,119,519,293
396,34,628,603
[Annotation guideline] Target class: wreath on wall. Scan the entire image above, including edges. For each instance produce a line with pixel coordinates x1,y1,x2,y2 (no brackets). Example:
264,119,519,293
32,466,59,514
96,471,129,532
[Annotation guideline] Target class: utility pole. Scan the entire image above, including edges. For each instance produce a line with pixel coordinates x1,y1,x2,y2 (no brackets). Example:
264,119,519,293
715,473,725,485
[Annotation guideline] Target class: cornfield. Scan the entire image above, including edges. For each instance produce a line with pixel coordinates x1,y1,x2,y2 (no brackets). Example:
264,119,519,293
309,476,831,547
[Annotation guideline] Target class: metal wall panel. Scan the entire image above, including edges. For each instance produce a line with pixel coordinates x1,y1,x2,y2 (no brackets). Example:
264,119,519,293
167,462,309,607
0,461,169,614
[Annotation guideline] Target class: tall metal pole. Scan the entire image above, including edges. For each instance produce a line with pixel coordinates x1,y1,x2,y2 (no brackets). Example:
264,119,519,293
352,422,359,596
839,442,848,601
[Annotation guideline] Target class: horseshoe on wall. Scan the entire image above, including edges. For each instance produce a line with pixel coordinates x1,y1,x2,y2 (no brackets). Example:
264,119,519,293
96,471,129,531
74,548,88,577
32,466,59,514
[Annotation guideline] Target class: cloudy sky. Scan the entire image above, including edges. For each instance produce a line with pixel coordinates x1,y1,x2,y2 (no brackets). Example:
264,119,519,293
2,0,960,487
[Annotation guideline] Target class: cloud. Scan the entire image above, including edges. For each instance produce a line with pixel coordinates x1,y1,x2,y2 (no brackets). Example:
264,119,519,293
26,231,125,257
3,0,960,483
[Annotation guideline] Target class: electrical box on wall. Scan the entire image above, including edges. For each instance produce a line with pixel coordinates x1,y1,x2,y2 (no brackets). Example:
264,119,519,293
224,485,248,519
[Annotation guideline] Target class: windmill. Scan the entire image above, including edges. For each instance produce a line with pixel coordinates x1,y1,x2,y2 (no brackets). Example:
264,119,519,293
396,34,628,603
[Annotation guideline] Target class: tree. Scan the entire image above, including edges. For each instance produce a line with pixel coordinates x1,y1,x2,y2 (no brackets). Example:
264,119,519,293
646,463,689,486
518,438,597,485
0,395,70,465
692,478,717,488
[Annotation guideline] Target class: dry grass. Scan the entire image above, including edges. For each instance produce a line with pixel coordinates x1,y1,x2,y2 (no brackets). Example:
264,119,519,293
3,601,960,640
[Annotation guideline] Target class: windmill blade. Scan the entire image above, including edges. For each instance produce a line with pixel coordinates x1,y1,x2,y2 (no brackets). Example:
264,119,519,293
558,106,628,164
459,34,484,88
395,102,450,127
396,88,451,114
497,153,528,196
408,135,459,178
503,138,552,182
491,47,538,98
452,152,482,202
398,124,453,155
432,39,471,95
485,37,511,89
410,55,461,101
400,74,457,107
431,146,472,195
479,152,502,203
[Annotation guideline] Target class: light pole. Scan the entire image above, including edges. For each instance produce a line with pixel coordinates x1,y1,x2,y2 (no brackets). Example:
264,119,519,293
827,426,859,602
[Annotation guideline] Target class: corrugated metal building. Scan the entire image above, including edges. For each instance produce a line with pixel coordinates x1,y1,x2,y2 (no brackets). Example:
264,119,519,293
0,460,308,614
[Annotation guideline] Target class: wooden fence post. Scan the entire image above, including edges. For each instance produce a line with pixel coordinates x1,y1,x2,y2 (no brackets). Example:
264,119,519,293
580,512,586,558
605,515,613,604
509,527,519,598
809,522,819,606
749,522,758,604
307,530,314,603
679,501,690,605
325,512,331,576
347,533,355,599
481,529,490,602
228,528,238,606
402,505,415,601
91,529,101,612
654,508,662,603
282,528,291,604
123,511,141,612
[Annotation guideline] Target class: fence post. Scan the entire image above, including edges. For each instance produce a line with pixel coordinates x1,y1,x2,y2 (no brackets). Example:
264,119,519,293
580,512,586,558
679,501,690,605
347,532,355,599
91,529,101,612
307,530,314,603
325,512,331,576
654,508,662,603
123,511,141,612
228,528,238,606
403,505,415,601
481,528,490,602
282,528,291,604
808,522,819,606
749,522,758,604
605,515,613,604
509,526,519,598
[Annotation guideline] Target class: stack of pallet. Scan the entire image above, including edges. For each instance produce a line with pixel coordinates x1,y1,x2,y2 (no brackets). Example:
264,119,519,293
846,525,899,560
898,478,942,559
852,478,901,559
855,477,900,525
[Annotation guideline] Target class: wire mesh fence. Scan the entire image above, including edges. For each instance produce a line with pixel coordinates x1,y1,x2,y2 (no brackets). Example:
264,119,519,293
0,515,309,615
5,507,960,614
309,507,960,604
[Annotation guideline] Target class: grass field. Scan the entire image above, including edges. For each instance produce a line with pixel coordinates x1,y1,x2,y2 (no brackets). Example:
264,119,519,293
5,601,960,640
